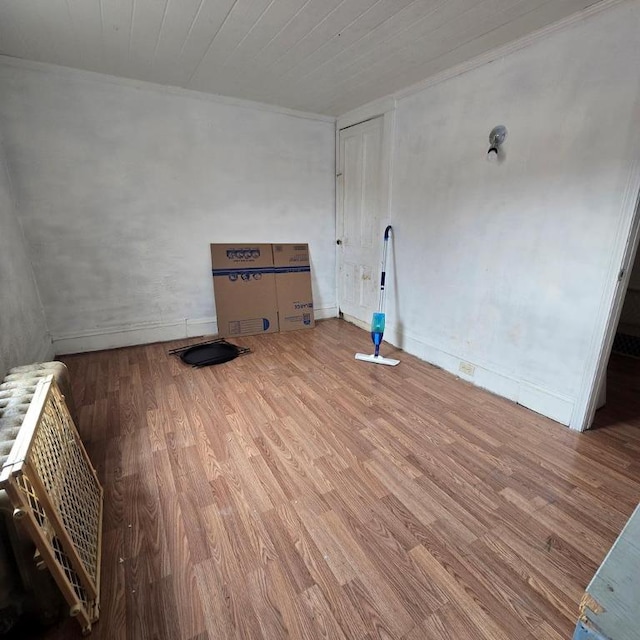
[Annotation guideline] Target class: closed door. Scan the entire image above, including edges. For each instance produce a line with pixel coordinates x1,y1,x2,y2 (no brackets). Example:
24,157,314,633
337,116,384,327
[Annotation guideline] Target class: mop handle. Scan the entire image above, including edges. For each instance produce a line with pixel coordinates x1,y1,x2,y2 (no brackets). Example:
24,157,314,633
378,225,392,312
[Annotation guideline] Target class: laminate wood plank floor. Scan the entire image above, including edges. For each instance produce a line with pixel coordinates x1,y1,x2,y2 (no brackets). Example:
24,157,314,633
16,319,640,639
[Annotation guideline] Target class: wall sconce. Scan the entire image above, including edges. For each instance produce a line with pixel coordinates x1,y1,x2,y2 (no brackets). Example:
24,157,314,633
487,125,507,161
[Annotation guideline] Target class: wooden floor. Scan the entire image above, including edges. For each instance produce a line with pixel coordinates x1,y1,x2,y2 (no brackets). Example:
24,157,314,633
19,319,640,639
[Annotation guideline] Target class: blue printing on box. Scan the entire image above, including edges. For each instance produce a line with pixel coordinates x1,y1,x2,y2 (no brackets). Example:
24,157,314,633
212,266,311,277
226,248,261,260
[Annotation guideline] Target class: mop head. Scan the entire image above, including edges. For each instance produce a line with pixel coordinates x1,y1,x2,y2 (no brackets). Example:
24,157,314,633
355,353,400,366
355,311,400,366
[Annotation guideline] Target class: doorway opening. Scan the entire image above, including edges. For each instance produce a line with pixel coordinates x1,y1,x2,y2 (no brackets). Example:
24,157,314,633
592,246,640,429
585,186,640,431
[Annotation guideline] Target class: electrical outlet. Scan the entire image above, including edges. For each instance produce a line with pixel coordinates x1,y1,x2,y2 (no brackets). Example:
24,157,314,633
459,361,475,377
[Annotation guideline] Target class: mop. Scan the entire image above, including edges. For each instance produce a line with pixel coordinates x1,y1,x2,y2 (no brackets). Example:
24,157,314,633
355,225,400,366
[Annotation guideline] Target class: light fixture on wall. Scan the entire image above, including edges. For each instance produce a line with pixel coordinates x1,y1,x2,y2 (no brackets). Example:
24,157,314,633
487,125,507,161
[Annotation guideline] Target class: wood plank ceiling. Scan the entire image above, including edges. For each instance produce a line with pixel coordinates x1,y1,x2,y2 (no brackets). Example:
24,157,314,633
0,0,605,116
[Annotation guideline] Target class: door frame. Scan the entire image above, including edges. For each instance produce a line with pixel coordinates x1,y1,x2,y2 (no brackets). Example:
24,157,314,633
335,98,396,328
575,186,640,430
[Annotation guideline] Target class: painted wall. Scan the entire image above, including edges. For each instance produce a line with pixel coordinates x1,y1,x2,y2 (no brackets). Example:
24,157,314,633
0,63,336,353
379,1,640,426
0,139,51,378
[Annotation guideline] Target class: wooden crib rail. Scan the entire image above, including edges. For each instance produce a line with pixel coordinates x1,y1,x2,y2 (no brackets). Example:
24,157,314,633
0,375,103,635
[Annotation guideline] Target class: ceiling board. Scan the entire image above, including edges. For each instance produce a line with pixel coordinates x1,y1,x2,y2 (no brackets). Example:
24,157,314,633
0,0,608,116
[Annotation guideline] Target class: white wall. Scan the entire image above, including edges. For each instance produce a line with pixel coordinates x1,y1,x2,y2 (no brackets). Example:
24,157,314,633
0,62,336,353
0,138,51,378
375,1,640,427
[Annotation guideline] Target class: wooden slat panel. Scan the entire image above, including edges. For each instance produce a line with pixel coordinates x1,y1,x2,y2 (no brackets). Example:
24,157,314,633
154,0,241,87
314,0,601,113
127,0,171,80
0,0,32,59
0,0,66,64
66,0,104,73
266,0,381,77
0,0,607,115
147,0,210,85
188,0,281,91
100,0,134,76
276,0,418,83
215,0,312,70
247,0,345,69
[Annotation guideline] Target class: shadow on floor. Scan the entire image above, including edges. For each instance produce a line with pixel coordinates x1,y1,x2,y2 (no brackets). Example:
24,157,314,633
591,352,640,429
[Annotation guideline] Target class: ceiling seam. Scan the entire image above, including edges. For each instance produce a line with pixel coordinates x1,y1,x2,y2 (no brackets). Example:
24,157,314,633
268,0,351,69
128,0,137,60
178,0,206,57
217,0,277,68
301,0,456,88
245,0,314,65
149,0,171,75
276,0,388,80
320,0,590,111
185,0,240,85
284,0,421,84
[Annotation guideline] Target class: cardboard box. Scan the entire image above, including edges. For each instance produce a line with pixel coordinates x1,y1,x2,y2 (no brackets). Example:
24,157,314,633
211,244,279,337
211,243,314,337
273,244,315,332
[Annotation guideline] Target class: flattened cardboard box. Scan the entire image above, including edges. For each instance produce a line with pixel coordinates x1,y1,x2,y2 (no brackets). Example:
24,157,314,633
211,243,314,337
211,244,279,337
273,244,315,332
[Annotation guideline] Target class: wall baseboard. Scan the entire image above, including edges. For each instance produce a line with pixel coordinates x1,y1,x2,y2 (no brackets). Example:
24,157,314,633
341,313,369,332
315,307,338,321
52,319,196,355
381,322,575,426
52,306,338,355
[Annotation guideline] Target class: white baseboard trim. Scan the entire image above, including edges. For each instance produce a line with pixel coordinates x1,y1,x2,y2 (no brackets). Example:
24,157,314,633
379,322,575,426
185,317,217,339
315,306,338,321
53,306,339,355
517,384,574,427
341,312,369,332
52,319,204,355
